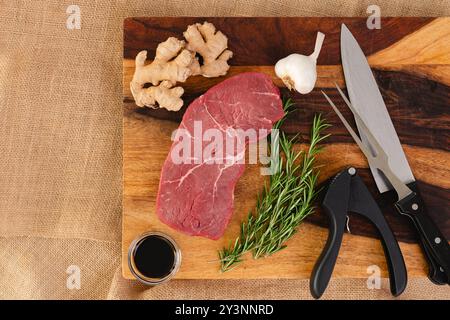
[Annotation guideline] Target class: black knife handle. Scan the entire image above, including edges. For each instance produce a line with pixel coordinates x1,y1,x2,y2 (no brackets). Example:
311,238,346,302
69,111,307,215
396,187,450,285
418,231,448,285
412,212,450,284
310,202,347,299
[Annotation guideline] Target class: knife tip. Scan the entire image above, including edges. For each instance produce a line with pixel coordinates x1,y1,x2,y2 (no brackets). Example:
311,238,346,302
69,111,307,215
341,23,350,34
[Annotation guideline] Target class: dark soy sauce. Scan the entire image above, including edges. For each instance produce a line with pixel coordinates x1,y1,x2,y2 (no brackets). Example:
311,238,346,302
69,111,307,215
133,235,176,279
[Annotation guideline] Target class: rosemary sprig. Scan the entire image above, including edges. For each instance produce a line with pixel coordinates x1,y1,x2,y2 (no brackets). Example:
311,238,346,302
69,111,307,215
219,99,330,272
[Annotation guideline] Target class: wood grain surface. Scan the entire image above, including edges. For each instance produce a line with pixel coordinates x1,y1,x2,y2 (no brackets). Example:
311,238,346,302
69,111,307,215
123,17,450,280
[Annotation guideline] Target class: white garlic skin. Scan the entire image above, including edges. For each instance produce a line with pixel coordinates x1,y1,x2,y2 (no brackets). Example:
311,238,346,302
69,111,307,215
274,54,318,94
274,31,325,95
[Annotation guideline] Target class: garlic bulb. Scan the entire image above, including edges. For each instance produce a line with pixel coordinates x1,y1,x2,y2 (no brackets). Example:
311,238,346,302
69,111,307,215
274,32,325,94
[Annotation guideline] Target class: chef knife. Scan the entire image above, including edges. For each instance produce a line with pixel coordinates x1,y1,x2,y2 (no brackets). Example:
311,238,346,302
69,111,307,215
340,24,450,284
341,24,414,193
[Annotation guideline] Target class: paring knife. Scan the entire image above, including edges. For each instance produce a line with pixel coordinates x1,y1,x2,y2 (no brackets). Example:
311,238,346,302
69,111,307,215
323,24,450,285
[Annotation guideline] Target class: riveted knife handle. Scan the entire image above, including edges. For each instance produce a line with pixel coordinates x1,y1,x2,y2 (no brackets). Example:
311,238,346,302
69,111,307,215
413,212,450,284
310,203,347,299
418,231,448,285
396,188,450,285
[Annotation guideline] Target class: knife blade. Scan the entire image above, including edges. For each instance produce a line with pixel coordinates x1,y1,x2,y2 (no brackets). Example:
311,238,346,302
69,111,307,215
339,24,450,285
340,24,415,193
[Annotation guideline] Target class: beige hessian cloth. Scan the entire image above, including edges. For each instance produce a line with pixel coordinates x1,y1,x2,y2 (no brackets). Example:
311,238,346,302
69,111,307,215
0,0,449,300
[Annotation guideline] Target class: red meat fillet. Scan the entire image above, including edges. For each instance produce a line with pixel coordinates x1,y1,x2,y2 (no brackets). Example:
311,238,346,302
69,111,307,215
156,72,284,240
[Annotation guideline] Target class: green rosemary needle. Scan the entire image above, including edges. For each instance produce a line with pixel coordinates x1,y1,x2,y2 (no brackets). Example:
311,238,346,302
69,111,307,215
219,99,330,272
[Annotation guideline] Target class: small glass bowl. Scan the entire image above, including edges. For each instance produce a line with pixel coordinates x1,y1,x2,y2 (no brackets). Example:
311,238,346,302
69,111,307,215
128,231,182,286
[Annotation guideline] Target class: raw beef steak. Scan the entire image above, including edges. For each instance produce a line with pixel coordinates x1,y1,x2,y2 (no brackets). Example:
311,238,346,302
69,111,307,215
156,72,284,240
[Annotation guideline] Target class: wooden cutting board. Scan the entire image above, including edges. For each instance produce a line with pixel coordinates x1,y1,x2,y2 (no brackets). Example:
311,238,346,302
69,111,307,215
122,17,450,280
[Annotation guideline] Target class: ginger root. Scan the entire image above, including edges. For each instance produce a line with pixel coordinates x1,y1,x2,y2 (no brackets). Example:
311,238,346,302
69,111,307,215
184,22,233,77
130,38,196,110
130,22,233,111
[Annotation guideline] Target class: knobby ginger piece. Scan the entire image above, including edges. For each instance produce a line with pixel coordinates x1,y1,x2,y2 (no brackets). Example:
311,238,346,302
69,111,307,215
130,37,196,110
129,22,233,111
184,22,233,78
136,80,185,111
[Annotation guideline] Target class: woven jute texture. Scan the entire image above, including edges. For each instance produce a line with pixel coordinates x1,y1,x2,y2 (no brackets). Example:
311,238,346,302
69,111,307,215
0,0,449,300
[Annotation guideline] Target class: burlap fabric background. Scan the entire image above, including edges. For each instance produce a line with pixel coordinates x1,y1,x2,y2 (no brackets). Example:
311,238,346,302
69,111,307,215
0,0,449,300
